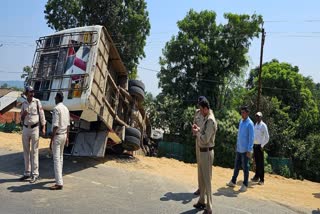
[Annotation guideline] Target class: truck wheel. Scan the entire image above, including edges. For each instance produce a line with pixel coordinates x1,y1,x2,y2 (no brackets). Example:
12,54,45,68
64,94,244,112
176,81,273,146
129,80,145,91
129,86,145,101
123,136,140,151
111,144,124,155
125,127,141,139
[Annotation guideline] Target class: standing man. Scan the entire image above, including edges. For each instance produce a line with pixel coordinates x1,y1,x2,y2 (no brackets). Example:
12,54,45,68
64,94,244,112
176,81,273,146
226,106,254,192
192,99,217,214
192,96,208,196
50,91,70,190
20,86,46,183
251,112,269,185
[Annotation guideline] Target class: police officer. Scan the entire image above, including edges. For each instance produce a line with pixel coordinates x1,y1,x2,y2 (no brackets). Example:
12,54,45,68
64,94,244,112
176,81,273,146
20,86,46,183
50,91,70,190
193,96,208,196
192,99,217,214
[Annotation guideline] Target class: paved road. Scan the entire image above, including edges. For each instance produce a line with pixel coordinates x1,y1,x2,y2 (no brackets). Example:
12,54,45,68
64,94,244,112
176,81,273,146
0,148,315,214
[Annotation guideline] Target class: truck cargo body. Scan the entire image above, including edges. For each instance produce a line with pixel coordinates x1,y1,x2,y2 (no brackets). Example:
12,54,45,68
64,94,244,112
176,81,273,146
27,26,150,157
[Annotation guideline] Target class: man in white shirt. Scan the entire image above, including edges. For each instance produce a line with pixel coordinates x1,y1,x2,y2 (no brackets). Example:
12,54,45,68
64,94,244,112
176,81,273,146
20,86,46,183
251,112,269,185
50,91,70,190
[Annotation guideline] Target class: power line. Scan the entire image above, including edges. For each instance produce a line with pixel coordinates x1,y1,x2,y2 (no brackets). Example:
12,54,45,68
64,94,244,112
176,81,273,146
265,19,320,23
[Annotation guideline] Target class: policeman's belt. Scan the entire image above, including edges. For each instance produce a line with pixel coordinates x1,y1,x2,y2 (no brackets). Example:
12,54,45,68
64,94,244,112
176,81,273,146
24,123,39,129
55,132,66,135
199,147,214,152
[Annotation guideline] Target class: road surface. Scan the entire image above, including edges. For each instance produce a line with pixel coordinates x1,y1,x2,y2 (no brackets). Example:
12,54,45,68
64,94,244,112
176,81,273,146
0,147,314,214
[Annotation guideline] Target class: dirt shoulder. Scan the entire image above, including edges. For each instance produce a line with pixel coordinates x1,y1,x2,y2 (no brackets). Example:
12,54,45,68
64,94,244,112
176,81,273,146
1,132,319,210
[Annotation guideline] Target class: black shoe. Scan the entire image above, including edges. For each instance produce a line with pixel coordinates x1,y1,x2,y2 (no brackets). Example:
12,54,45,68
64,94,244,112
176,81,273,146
50,184,63,190
251,177,259,182
29,176,39,183
193,202,206,210
194,189,200,195
19,175,30,181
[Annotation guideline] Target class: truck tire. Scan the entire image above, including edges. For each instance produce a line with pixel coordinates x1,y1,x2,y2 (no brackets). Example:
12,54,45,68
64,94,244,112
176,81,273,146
129,80,145,91
129,86,145,101
125,127,141,139
111,144,124,155
123,136,140,151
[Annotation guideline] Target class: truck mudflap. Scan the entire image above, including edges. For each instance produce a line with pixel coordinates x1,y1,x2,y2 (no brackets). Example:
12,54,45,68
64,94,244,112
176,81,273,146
71,131,108,157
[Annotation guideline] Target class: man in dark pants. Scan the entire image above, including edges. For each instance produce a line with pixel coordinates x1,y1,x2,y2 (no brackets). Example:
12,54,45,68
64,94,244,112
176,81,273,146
226,106,254,192
251,112,269,185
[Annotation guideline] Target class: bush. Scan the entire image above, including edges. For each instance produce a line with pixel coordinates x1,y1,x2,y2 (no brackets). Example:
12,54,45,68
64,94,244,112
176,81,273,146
291,134,320,182
264,151,273,174
214,110,240,168
0,122,21,133
279,165,291,178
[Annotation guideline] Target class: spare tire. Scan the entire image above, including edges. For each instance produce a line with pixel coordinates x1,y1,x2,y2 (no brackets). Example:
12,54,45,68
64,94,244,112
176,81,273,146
129,86,145,101
129,80,145,91
125,127,141,139
123,136,140,151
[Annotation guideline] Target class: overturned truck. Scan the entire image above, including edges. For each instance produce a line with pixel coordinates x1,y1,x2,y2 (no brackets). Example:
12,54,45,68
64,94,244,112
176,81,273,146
26,25,151,157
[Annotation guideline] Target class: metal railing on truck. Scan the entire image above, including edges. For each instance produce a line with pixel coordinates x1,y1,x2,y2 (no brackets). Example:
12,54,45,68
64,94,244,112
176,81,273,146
27,31,98,100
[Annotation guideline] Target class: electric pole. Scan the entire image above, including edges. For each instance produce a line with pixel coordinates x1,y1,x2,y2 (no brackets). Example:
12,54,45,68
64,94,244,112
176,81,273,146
257,24,266,112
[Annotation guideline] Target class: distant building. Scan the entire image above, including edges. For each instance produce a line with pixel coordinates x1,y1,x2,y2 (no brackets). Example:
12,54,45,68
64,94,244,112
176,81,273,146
0,89,22,124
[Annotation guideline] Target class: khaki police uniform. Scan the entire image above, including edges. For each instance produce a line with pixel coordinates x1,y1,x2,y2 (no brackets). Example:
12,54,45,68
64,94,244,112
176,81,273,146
20,98,46,177
193,109,204,190
52,102,70,186
196,111,217,211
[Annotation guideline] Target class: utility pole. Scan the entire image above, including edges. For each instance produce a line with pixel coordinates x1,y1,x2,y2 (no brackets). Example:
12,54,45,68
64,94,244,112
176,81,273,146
257,24,266,112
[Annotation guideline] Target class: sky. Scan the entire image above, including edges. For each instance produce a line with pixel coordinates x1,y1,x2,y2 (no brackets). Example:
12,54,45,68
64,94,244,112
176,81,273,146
1,0,320,96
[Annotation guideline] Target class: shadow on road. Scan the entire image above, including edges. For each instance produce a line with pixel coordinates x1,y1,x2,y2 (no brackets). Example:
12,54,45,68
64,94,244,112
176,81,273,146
312,208,320,214
313,193,320,198
7,181,54,192
160,192,201,214
179,208,199,214
0,148,139,182
213,187,239,197
160,191,198,204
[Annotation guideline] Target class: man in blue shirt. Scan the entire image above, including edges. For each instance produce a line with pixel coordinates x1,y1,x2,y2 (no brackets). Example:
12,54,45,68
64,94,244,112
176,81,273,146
226,106,254,192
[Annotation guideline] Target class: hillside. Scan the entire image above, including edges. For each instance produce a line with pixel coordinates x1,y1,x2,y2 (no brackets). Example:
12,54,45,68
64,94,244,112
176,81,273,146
0,132,319,211
0,80,24,89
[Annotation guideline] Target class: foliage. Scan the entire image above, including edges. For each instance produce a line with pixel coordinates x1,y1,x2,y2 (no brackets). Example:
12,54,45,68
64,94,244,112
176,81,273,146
21,66,32,86
279,165,291,178
44,0,150,77
263,151,273,174
247,59,319,138
214,109,241,167
158,10,263,110
0,83,8,88
144,93,161,129
0,122,22,133
291,134,320,182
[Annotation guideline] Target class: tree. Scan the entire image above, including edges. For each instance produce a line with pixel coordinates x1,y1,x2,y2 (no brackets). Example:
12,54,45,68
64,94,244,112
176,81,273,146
144,92,162,129
158,10,263,110
0,83,8,89
21,65,32,79
247,59,319,138
44,0,150,77
291,133,320,182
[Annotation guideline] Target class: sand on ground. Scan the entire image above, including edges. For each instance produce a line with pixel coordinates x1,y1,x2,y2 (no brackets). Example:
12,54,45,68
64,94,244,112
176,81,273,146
1,132,319,210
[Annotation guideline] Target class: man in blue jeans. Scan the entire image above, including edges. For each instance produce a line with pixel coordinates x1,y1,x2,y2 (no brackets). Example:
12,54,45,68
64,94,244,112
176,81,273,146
226,106,254,192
